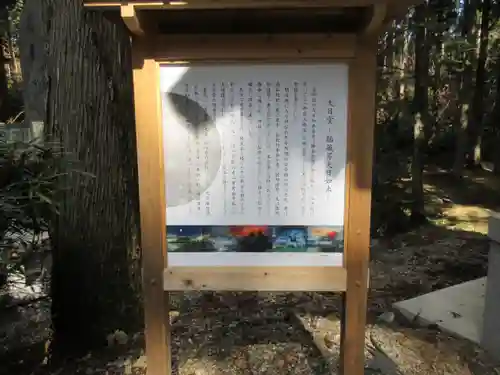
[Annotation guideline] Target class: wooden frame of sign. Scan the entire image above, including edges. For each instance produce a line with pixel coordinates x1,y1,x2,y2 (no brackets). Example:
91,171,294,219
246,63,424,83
83,1,420,375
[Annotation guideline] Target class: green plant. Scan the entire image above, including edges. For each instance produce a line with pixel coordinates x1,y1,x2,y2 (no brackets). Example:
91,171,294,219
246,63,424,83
0,138,73,287
0,140,62,235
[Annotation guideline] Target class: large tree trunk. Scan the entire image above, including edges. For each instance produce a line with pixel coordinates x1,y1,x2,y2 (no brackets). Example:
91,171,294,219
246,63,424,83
410,3,430,224
20,0,143,354
466,0,491,168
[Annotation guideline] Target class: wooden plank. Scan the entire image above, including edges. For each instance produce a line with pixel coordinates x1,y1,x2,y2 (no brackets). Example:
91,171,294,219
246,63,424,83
339,35,377,375
164,267,347,291
132,46,171,375
143,34,357,61
84,0,419,10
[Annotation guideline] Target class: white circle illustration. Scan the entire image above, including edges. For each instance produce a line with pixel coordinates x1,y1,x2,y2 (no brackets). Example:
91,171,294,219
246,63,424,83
163,92,222,207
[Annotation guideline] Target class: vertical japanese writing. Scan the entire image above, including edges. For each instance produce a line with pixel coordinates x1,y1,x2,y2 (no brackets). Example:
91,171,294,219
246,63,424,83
325,99,336,193
301,82,308,216
310,86,317,215
211,84,218,215
274,81,281,216
293,81,299,216
239,84,245,214
220,82,228,214
193,84,201,213
266,82,272,215
248,81,253,123
283,85,290,217
203,85,211,216
185,83,193,213
229,82,237,213
256,82,263,216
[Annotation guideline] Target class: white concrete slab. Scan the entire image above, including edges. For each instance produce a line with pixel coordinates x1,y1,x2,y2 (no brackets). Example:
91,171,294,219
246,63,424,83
393,278,486,344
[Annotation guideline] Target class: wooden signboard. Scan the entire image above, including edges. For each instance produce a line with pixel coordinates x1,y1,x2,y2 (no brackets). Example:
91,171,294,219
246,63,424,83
84,1,421,375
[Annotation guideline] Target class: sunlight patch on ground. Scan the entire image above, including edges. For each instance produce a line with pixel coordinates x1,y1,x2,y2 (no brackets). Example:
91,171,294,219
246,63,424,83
422,172,496,235
297,312,484,375
423,183,438,192
431,204,491,234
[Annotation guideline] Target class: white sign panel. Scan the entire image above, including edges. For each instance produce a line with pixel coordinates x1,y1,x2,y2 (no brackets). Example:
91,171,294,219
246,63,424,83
160,64,348,227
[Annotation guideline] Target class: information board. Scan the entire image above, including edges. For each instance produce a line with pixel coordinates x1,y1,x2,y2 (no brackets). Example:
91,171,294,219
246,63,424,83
161,64,348,265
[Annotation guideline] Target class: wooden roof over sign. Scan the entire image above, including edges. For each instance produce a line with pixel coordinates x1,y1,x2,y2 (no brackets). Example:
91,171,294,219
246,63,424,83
83,0,420,9
83,0,422,36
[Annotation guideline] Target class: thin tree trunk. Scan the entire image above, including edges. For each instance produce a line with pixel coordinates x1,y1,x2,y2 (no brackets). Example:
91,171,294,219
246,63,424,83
6,16,19,77
382,26,394,100
395,16,409,131
0,7,9,118
429,3,445,132
466,0,491,167
411,3,430,223
491,58,500,175
453,0,478,177
0,42,8,118
19,0,49,138
20,0,143,354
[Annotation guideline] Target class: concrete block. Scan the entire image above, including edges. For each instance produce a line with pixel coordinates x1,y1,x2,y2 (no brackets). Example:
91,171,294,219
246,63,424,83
488,212,500,244
394,278,485,343
481,242,500,361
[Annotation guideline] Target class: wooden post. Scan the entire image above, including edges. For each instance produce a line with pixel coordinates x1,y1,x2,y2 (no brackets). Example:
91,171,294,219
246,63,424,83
340,35,378,375
132,44,172,375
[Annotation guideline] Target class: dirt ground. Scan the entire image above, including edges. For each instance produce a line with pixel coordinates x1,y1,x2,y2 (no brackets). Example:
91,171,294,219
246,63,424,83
1,169,500,375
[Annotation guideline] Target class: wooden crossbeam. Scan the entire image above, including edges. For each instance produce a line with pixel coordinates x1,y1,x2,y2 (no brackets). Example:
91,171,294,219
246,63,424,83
163,267,348,291
142,33,357,60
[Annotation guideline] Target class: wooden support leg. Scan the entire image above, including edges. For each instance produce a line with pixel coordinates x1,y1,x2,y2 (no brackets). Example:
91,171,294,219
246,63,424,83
339,35,377,375
132,45,171,375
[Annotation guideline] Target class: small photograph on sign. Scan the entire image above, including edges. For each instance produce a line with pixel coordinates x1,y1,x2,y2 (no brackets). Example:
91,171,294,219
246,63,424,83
166,225,344,253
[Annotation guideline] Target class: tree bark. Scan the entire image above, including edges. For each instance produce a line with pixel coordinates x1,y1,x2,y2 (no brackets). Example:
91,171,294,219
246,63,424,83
20,0,143,354
410,3,430,224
